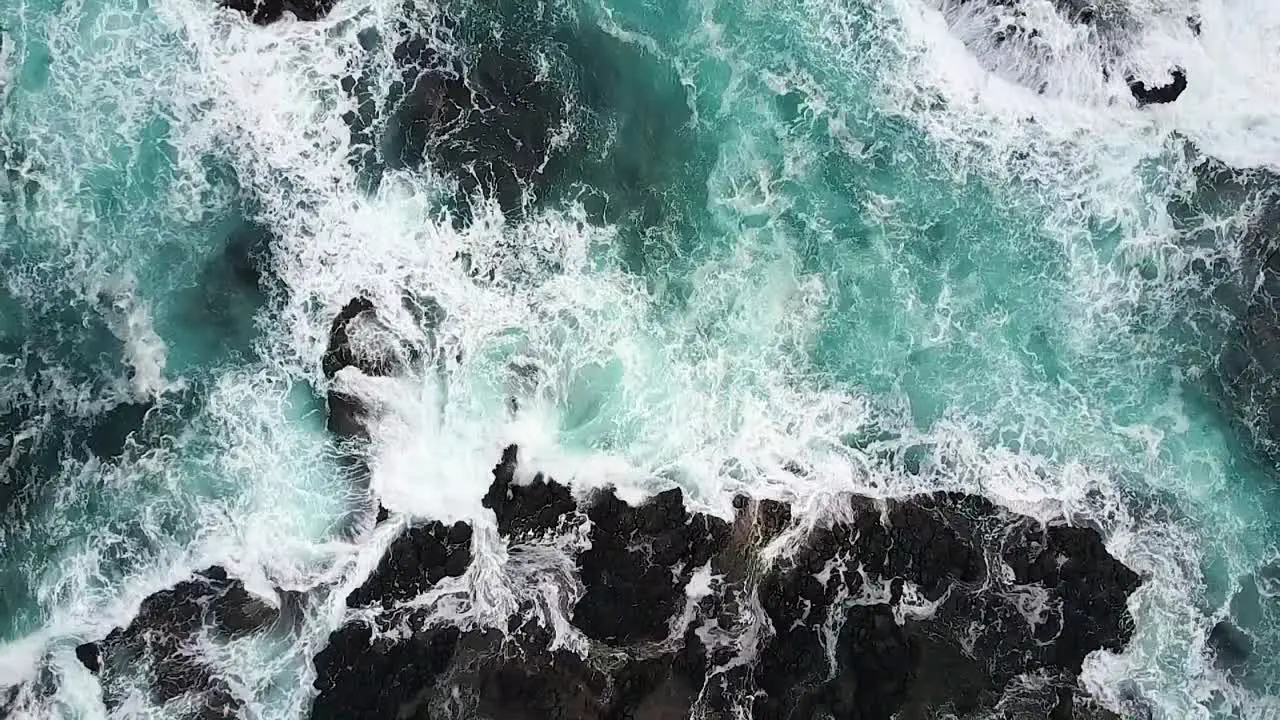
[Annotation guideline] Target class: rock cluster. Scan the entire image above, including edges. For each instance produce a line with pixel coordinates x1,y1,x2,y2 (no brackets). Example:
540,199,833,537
307,444,1143,719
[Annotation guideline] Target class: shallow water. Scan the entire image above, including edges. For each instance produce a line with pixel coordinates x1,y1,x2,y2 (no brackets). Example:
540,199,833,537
2,0,1280,717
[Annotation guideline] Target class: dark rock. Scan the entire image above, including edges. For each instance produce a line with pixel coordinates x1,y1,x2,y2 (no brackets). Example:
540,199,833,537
311,516,475,719
742,494,1139,719
383,36,564,218
220,0,337,24
346,7,713,239
1128,68,1188,106
308,447,1143,720
321,296,425,445
86,401,152,461
75,642,101,674
313,619,691,720
325,392,369,442
311,622,461,720
1004,523,1142,671
76,566,280,718
321,297,378,380
482,444,579,537
573,486,731,644
1165,146,1280,460
344,520,473,609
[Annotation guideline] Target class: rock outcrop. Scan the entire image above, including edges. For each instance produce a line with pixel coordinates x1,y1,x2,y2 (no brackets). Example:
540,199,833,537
1127,68,1188,106
74,567,281,719
220,0,337,24
308,445,1143,719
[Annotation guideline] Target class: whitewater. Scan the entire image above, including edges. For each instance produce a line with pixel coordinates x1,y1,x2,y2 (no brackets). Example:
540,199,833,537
1,0,1279,717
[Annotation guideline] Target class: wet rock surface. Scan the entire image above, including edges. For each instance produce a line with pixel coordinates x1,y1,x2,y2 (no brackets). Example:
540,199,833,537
1127,68,1188,106
345,519,472,609
220,0,338,24
309,445,1143,719
74,566,281,719
322,296,421,442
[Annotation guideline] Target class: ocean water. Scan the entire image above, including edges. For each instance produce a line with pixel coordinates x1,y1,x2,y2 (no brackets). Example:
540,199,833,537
2,0,1280,717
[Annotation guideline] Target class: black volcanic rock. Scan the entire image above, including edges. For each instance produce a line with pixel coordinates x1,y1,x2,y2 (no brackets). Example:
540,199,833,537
220,0,336,24
738,493,1140,720
1128,68,1188,106
322,297,388,380
308,447,1143,720
311,621,461,720
1004,523,1142,670
75,566,280,719
311,517,475,720
482,444,579,538
343,520,472,610
574,486,731,644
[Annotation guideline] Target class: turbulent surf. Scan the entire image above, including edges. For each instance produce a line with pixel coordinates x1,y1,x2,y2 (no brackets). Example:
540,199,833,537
1,0,1279,718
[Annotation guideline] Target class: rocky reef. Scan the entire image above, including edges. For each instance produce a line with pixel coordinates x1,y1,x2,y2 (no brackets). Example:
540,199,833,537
59,287,1143,719
307,444,1143,719
58,316,1147,718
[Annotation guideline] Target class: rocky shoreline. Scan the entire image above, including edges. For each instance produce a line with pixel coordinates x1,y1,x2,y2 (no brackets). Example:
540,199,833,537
43,272,1157,720
62,297,1152,717
306,447,1143,719
66,436,1145,719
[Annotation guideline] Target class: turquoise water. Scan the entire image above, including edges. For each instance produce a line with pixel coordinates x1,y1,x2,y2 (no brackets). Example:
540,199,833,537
2,0,1280,717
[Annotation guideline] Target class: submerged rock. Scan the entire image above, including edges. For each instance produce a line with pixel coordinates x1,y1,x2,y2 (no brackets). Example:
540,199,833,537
1210,620,1254,672
85,400,152,461
382,34,565,217
1168,149,1280,460
75,566,280,719
343,6,712,235
308,445,1143,719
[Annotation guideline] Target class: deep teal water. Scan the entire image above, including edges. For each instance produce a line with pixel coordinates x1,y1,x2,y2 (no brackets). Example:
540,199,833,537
2,0,1280,717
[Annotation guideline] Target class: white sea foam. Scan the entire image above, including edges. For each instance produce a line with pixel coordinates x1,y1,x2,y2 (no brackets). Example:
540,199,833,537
94,274,179,401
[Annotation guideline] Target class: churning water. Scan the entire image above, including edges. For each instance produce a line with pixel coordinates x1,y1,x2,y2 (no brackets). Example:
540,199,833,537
2,0,1280,717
